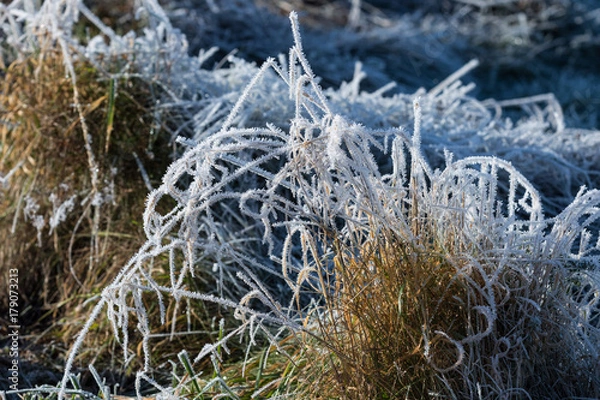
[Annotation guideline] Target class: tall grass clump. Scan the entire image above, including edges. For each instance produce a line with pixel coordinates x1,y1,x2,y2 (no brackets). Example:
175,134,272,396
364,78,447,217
280,98,600,398
296,160,600,398
1,0,303,391
42,9,600,399
0,0,221,383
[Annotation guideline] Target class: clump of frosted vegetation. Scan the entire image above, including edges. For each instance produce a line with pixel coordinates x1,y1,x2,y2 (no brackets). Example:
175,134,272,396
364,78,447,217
1,0,600,398
62,11,599,399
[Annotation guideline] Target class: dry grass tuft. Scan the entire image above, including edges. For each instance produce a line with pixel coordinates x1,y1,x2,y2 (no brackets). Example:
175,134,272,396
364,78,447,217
316,234,464,398
0,46,176,373
292,223,600,399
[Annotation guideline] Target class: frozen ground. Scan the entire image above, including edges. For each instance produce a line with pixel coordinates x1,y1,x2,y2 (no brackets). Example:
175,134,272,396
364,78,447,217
165,0,600,129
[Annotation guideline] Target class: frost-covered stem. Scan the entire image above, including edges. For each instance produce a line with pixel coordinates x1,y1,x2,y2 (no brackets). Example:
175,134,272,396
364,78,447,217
133,152,154,192
59,297,108,399
289,11,331,116
77,2,119,43
410,98,422,236
428,59,479,98
221,58,276,131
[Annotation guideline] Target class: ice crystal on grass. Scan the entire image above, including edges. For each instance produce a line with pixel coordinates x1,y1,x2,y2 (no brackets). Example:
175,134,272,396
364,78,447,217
23,195,45,247
54,9,600,399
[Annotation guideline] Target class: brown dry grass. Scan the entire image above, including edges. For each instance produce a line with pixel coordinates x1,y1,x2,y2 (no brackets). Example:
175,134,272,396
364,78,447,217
289,226,600,399
295,233,466,399
0,45,178,377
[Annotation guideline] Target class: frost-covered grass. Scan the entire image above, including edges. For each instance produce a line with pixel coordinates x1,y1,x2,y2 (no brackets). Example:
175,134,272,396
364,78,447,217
1,1,600,399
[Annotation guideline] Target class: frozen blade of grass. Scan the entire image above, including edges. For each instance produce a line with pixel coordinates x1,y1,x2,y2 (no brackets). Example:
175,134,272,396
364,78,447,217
496,93,565,133
88,365,110,400
289,11,331,117
221,58,276,131
135,372,172,400
548,188,600,258
0,160,23,188
133,152,154,192
77,1,119,44
140,0,173,30
68,374,84,400
60,297,108,399
428,59,480,99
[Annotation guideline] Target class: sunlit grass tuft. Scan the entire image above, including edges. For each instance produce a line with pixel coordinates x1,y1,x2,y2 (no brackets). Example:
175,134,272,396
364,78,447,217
0,45,180,378
300,225,600,398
